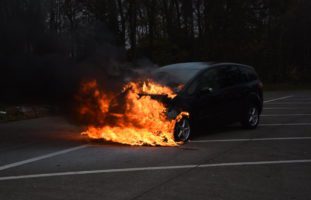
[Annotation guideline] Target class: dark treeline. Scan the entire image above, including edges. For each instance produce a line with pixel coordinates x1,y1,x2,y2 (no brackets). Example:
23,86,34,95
0,0,311,103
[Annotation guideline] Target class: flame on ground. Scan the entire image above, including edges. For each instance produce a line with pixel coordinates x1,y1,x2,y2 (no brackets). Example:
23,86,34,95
78,80,188,146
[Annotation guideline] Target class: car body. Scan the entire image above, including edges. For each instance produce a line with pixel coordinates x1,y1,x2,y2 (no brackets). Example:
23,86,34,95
152,62,263,141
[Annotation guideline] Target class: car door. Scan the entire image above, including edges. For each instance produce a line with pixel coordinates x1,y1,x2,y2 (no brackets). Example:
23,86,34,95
217,65,244,120
185,67,225,121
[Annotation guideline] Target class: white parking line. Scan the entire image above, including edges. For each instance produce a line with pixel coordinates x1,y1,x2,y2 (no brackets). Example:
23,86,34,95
0,159,310,181
0,145,89,171
261,123,311,126
264,96,293,103
262,114,311,117
191,137,311,143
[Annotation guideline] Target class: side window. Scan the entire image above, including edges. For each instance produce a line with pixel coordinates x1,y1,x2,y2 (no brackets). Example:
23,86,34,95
239,67,250,82
218,66,241,88
248,70,258,81
240,67,258,82
198,69,221,93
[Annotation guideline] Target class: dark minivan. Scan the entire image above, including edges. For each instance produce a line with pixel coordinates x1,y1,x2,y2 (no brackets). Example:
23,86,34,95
152,62,263,142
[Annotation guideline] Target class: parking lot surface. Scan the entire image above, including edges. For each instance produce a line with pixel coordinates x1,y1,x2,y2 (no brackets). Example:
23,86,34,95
0,91,311,200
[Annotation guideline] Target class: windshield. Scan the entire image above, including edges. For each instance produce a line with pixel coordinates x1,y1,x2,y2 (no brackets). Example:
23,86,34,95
151,63,209,88
152,69,201,85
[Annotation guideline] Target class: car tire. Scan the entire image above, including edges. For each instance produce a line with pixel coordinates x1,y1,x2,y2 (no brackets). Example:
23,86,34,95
241,102,260,129
174,117,191,142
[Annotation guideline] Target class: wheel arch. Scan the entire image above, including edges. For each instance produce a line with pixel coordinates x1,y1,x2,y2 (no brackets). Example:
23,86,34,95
246,92,263,114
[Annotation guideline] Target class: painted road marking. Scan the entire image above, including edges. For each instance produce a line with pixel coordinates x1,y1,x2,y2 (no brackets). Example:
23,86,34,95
192,137,311,143
0,159,310,181
261,123,311,126
264,96,293,103
0,145,89,171
262,114,311,117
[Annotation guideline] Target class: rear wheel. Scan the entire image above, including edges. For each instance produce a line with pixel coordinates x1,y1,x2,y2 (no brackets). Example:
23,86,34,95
174,117,191,142
241,102,260,129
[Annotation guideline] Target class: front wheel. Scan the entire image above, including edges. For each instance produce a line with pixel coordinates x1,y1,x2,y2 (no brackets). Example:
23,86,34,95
241,103,260,129
174,117,191,142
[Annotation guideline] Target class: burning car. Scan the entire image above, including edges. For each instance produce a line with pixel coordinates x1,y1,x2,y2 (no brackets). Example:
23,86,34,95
79,62,263,146
151,62,263,140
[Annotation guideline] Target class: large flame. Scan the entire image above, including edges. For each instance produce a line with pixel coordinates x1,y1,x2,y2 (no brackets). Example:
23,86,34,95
78,80,188,146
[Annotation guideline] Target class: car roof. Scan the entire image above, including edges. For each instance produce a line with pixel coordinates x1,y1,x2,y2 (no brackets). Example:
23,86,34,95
152,62,255,86
160,62,253,71
159,62,212,71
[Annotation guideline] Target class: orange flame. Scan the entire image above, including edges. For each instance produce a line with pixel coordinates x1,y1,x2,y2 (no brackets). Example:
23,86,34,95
78,80,188,146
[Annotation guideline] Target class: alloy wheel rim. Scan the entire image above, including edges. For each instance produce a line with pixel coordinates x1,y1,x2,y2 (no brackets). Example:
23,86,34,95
177,119,191,141
248,107,259,126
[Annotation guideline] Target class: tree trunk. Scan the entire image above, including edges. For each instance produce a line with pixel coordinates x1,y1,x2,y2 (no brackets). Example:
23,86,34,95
128,0,137,58
117,0,126,47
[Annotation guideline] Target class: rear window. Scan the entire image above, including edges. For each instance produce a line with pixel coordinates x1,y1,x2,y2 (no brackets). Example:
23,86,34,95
218,66,242,88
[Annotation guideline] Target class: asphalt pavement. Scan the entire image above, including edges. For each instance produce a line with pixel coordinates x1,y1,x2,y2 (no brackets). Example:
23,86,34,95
0,90,311,200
